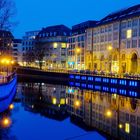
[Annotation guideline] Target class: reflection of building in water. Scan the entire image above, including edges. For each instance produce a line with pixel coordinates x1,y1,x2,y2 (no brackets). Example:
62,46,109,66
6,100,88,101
67,87,140,139
19,83,68,120
67,87,84,119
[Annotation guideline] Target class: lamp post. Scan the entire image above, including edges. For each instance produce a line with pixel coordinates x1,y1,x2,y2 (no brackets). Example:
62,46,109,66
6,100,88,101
107,45,113,72
75,47,81,69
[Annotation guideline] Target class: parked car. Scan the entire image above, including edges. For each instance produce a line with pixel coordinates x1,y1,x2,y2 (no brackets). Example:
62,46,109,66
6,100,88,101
99,71,105,76
80,70,85,74
72,69,79,73
91,70,98,75
84,70,90,74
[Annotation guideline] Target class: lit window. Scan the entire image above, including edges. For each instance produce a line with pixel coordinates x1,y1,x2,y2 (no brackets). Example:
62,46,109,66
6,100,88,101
53,43,58,48
61,43,66,48
127,29,132,39
125,123,130,133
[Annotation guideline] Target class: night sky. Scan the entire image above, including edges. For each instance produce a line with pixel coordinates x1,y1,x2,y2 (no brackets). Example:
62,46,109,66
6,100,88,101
14,0,140,38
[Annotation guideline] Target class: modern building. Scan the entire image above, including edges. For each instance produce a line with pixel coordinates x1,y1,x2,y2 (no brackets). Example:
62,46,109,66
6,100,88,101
0,30,14,58
12,39,22,63
36,25,71,69
86,4,140,74
67,21,97,70
19,30,40,66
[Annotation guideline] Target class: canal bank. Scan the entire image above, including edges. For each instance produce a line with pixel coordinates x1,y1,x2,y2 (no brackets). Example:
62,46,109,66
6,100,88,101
16,67,140,99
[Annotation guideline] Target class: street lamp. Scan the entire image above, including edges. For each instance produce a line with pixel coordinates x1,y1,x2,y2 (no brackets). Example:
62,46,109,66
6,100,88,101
74,100,81,108
107,45,113,72
75,47,81,69
105,109,112,118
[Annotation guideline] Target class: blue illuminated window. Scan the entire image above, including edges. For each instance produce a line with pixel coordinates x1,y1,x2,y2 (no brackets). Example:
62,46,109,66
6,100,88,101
129,91,137,97
129,81,137,87
95,85,101,90
75,76,80,80
88,77,93,81
81,83,86,88
81,76,86,80
95,77,101,82
69,75,74,79
119,89,126,95
103,86,109,91
111,88,117,93
88,84,93,89
69,82,74,86
120,80,126,85
75,83,80,87
103,78,109,83
111,79,117,84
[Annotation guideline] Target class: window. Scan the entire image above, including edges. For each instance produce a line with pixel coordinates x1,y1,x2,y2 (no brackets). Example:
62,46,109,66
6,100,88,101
128,20,131,27
132,19,138,26
127,29,132,39
132,28,138,37
121,30,126,39
108,34,112,41
139,39,140,48
127,40,131,48
121,21,127,29
113,32,118,40
132,40,137,48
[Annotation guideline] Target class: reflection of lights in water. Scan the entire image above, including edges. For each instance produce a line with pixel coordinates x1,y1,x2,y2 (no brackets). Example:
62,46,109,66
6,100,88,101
52,98,57,105
32,105,34,109
9,104,14,110
1,117,11,128
74,100,80,107
119,124,123,129
105,110,112,118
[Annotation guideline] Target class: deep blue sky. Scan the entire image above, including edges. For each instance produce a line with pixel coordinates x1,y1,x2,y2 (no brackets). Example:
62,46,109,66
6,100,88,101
13,0,140,38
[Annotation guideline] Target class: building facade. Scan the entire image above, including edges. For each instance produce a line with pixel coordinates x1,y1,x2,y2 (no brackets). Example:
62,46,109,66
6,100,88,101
67,21,96,70
0,30,14,58
12,39,22,63
85,4,140,74
36,25,71,69
19,30,40,66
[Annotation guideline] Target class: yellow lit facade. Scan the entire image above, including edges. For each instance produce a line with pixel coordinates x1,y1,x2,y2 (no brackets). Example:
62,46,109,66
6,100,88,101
85,17,140,74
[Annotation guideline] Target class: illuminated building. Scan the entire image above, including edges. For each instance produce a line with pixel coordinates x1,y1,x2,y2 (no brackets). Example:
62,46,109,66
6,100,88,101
19,30,40,66
85,4,140,73
0,30,14,57
36,25,71,69
67,21,96,70
12,39,22,63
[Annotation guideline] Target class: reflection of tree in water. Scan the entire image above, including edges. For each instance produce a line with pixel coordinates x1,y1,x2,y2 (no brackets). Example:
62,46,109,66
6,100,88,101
21,83,68,121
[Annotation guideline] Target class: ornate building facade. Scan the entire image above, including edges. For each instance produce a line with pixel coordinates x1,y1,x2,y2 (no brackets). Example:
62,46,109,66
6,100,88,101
85,4,140,74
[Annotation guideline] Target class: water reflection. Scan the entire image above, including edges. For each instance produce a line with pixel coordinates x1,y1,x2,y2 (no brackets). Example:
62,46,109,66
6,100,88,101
3,82,140,139
17,83,68,121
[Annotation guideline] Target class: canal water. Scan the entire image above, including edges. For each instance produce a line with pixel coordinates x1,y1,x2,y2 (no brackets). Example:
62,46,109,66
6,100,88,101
1,82,139,140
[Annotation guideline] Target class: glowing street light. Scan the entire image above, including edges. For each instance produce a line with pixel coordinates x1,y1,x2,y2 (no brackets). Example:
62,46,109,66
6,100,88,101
105,109,112,118
74,100,81,108
75,48,81,54
1,117,11,128
9,104,14,110
119,124,123,129
107,45,113,51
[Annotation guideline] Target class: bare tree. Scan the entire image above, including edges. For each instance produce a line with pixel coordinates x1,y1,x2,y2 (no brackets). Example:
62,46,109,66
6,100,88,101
33,42,46,70
0,0,16,30
23,50,35,66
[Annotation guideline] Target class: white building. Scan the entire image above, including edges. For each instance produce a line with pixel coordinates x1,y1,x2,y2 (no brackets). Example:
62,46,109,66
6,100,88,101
18,30,40,66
